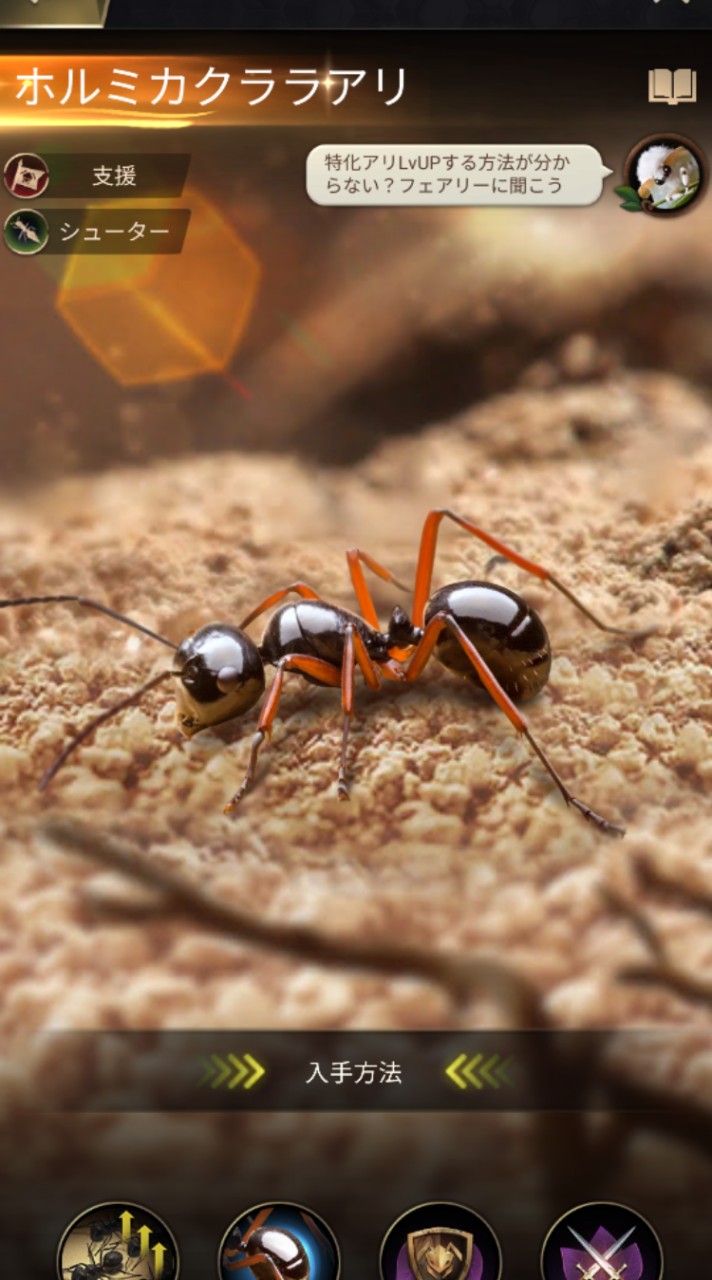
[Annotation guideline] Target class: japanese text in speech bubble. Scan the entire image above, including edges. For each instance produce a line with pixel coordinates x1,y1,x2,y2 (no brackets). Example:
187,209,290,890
306,144,614,207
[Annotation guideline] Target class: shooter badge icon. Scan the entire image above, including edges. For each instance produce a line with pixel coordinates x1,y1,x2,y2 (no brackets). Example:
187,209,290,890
3,207,49,255
541,1202,663,1280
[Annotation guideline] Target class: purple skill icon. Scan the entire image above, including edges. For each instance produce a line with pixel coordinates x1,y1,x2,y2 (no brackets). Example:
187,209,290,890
561,1226,643,1280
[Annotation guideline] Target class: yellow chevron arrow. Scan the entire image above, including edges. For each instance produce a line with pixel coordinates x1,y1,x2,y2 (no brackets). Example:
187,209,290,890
445,1053,469,1089
480,1055,501,1089
497,1055,514,1087
198,1058,214,1087
228,1054,248,1089
243,1053,265,1090
445,1052,515,1090
211,1055,231,1089
463,1054,485,1089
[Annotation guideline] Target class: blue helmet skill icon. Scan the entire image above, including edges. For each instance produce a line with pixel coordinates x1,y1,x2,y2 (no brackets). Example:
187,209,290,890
218,1203,340,1280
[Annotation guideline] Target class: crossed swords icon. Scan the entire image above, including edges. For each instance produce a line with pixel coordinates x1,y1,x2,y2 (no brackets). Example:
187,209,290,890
568,1225,637,1280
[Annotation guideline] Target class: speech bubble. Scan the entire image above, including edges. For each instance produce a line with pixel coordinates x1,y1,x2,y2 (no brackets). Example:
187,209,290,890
306,144,614,207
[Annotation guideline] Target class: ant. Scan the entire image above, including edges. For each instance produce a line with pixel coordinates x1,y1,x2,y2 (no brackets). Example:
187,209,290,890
0,509,653,835
62,1241,140,1279
88,1217,123,1248
222,1204,335,1278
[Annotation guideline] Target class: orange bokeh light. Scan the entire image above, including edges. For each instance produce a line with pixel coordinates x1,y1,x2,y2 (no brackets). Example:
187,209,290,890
55,188,261,385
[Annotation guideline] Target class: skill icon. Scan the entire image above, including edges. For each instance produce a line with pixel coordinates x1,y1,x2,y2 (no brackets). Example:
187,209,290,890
218,1203,340,1279
380,1202,502,1280
56,1200,180,1279
4,207,49,255
617,134,705,215
3,152,50,199
541,1201,663,1280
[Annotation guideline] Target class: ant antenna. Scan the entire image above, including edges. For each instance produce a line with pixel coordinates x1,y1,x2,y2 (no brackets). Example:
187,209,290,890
41,670,177,790
0,595,177,650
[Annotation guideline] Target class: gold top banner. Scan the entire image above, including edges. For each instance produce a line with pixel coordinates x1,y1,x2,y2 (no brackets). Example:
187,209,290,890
0,0,110,27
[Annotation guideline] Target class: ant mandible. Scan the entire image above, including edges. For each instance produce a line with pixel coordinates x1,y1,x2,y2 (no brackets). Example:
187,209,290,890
0,509,653,835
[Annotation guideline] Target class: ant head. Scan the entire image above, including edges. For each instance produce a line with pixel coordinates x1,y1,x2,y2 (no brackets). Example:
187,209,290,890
173,624,265,737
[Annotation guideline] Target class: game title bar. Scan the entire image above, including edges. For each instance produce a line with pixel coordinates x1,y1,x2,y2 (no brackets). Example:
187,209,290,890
0,58,409,126
0,0,710,28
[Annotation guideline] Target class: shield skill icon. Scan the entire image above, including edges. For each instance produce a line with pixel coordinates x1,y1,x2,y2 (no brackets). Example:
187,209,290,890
407,1229,475,1280
380,1203,501,1280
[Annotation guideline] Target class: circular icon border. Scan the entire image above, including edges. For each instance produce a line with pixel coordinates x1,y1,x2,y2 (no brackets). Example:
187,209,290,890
622,131,707,218
540,1199,664,1280
3,207,50,256
56,1198,181,1280
3,151,50,199
379,1199,503,1280
217,1200,341,1280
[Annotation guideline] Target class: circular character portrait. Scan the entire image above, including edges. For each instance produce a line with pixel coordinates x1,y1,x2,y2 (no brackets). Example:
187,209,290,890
218,1202,340,1280
617,134,705,216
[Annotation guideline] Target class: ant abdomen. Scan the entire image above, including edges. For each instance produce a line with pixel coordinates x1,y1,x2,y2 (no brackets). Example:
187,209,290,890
425,581,552,702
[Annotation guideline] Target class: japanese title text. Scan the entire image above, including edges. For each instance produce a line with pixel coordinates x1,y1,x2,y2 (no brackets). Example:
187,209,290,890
15,65,406,110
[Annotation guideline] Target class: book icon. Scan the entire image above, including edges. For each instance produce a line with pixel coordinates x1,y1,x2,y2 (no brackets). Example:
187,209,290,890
649,68,697,105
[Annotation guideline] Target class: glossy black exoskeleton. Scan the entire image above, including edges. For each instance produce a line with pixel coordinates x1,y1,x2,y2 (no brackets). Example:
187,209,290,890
224,1221,310,1279
0,508,655,833
260,599,393,680
63,1247,128,1280
424,581,552,702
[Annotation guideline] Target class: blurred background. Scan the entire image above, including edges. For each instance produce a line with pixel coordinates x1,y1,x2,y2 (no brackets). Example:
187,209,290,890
2,117,712,482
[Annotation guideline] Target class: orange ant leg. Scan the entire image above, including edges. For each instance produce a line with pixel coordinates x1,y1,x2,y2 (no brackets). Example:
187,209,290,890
239,583,321,630
224,654,341,814
406,612,625,837
224,1255,272,1272
345,548,409,630
240,1208,274,1242
345,549,411,680
411,508,655,639
338,624,383,800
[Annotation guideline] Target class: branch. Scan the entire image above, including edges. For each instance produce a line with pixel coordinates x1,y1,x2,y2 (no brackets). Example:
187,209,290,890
43,819,548,1026
603,876,712,1010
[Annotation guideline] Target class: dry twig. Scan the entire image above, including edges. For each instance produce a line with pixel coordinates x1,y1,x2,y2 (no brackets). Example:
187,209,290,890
43,819,547,1026
604,861,712,1010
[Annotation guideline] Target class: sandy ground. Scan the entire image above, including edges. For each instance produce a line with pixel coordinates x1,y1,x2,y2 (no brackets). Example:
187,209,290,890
0,349,709,1064
0,348,710,1280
